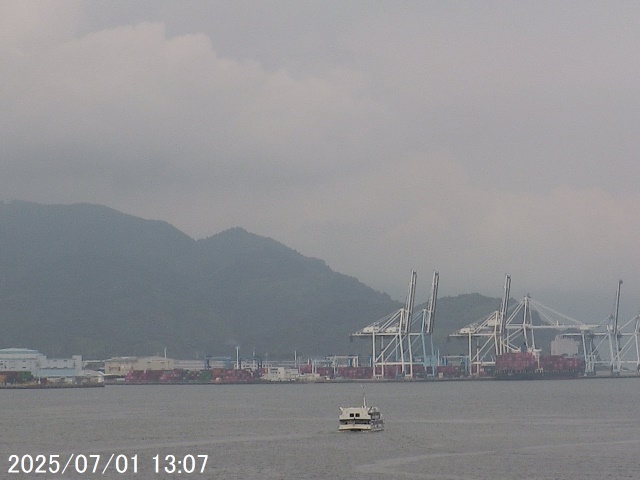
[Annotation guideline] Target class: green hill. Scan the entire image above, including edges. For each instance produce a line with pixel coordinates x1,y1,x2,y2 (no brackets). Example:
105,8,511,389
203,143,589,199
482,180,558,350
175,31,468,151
0,201,500,360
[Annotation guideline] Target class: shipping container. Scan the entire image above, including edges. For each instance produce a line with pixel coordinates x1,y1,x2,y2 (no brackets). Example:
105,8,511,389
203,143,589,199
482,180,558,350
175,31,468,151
494,352,585,380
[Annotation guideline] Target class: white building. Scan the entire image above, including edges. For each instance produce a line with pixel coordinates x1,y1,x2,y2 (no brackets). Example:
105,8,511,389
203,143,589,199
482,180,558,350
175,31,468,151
104,356,176,377
132,356,174,371
0,348,96,383
0,348,43,372
104,357,137,376
264,366,300,382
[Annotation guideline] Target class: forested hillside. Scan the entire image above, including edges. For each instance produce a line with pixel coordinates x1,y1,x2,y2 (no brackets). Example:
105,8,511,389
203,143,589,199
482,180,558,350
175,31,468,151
0,201,500,359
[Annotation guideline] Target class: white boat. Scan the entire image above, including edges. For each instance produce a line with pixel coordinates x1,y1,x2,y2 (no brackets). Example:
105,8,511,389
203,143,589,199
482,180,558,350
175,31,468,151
338,389,384,432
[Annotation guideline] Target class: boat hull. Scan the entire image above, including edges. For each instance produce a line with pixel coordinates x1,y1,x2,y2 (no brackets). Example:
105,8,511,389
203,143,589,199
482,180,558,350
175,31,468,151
338,422,384,432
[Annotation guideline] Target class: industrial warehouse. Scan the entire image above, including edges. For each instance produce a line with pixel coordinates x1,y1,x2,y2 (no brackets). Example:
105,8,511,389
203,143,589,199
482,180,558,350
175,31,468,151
0,348,103,387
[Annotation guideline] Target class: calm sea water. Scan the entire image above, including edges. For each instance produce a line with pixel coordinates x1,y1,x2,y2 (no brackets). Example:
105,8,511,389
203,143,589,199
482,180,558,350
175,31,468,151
2,379,640,479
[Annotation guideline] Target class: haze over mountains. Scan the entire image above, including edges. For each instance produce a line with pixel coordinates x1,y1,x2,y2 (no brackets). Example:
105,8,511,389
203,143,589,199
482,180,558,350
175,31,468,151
0,201,500,360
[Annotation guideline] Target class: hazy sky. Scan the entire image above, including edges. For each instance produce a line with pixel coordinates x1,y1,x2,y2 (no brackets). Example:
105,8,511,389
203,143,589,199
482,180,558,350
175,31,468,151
2,1,640,322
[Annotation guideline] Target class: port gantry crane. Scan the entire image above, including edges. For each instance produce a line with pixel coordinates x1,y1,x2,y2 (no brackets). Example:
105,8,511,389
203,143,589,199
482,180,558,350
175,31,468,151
562,279,640,375
350,270,439,379
450,276,640,376
611,313,640,373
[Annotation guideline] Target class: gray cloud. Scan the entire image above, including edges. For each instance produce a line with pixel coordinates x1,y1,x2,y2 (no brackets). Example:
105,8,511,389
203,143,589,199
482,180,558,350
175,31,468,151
2,1,640,322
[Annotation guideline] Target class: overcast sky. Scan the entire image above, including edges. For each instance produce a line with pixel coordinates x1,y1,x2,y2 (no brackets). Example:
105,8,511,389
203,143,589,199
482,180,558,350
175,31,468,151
2,1,640,322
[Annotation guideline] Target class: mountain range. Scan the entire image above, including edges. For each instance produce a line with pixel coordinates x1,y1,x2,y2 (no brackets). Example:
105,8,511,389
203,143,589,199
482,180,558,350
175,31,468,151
0,201,501,360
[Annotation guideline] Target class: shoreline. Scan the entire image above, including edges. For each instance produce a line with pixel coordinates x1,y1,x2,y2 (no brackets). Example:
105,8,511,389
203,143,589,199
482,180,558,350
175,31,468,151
104,373,640,386
0,383,105,389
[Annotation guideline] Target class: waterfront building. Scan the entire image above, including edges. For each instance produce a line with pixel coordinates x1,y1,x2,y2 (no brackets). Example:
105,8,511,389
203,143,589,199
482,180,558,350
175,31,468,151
0,348,102,384
104,356,176,379
174,359,208,370
104,357,137,377
263,366,300,382
132,356,175,371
